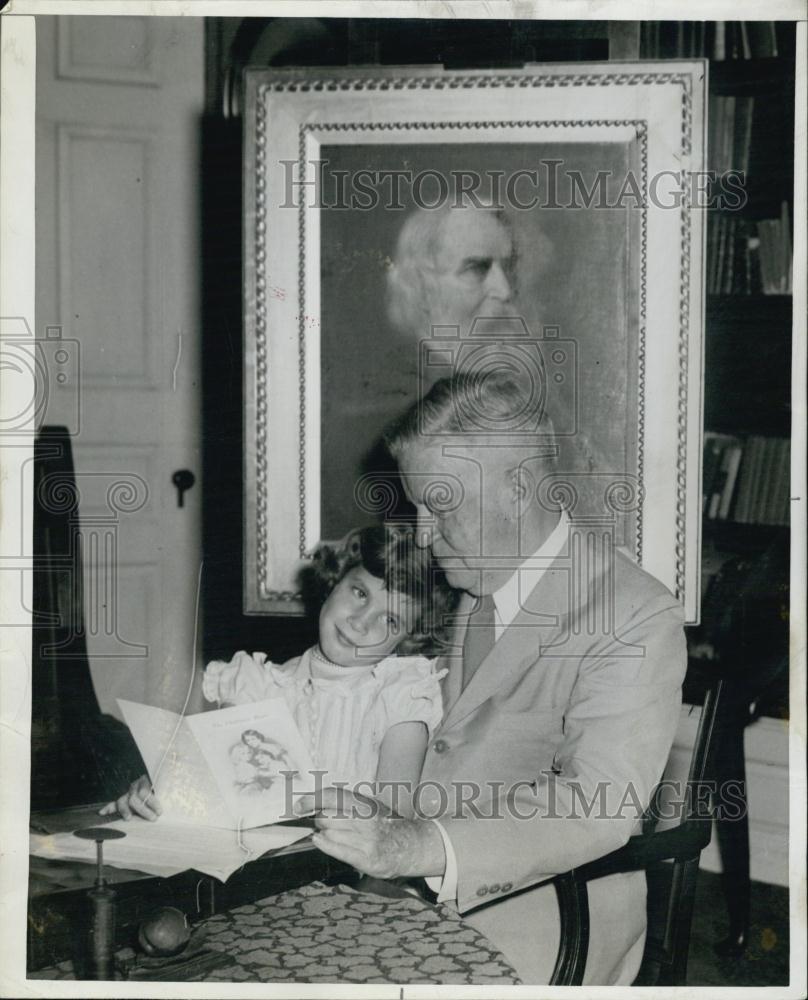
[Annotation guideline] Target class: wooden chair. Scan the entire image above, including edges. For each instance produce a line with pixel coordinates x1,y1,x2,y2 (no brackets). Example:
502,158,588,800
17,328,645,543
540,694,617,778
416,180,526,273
691,541,788,956
549,678,723,986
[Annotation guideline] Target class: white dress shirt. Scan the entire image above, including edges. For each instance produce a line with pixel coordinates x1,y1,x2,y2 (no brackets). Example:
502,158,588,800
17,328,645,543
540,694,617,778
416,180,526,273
427,511,570,902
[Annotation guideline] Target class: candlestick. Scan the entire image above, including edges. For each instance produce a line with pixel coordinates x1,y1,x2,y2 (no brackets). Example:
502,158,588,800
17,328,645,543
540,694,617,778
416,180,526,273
74,826,126,980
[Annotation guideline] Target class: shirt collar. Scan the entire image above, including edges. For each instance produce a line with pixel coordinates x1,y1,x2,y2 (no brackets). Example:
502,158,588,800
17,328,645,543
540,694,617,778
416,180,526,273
306,646,383,680
491,510,570,635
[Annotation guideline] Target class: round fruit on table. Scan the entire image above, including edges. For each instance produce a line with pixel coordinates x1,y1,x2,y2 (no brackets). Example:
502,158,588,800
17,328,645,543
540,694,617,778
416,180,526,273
137,907,191,957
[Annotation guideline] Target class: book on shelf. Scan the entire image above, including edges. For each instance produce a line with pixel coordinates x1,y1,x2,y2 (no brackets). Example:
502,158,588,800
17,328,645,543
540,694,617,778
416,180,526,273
730,435,790,526
707,95,754,175
760,437,790,526
641,21,779,60
739,22,752,61
707,202,792,295
758,220,776,293
732,435,756,523
702,432,742,520
743,21,779,58
735,97,754,175
780,199,792,293
774,438,791,525
718,444,743,519
722,216,737,295
713,21,726,61
755,439,776,522
744,234,763,296
756,202,793,294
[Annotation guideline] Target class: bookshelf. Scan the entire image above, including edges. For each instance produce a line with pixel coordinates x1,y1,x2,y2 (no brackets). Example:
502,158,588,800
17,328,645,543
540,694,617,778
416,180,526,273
640,23,793,722
641,22,794,951
701,32,793,580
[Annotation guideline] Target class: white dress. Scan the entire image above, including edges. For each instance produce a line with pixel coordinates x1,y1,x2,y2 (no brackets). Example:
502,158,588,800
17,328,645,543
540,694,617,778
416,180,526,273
202,647,446,788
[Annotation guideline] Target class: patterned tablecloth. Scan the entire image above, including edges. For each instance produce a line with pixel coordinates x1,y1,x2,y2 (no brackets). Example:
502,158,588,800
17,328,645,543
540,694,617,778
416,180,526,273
31,881,522,985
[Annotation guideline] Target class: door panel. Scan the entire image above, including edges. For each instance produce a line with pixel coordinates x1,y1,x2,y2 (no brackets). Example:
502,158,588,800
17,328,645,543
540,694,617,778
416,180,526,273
36,16,204,715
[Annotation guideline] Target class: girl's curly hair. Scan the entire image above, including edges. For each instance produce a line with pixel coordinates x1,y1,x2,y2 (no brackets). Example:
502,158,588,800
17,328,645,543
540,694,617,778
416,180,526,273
306,524,458,657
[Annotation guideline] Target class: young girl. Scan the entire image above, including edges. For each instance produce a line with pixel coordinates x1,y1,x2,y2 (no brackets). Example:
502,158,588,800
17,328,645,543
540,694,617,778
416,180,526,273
103,524,456,820
204,524,456,814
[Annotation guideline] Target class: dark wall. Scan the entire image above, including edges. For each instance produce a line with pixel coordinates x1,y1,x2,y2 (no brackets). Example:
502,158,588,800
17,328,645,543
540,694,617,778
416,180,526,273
200,115,316,663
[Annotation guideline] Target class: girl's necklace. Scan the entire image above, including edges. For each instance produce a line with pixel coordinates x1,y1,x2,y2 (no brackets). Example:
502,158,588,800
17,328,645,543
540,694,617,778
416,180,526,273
311,645,339,668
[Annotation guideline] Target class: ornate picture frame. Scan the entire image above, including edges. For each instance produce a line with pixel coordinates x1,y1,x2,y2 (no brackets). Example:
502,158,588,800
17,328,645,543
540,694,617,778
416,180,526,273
243,62,706,620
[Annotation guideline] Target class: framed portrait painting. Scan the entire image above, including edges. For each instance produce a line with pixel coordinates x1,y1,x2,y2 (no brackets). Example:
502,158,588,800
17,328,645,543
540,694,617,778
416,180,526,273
243,62,706,620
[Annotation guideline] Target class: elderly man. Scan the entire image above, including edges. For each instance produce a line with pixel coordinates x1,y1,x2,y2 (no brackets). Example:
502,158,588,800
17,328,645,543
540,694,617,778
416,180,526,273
386,202,519,341
299,370,687,985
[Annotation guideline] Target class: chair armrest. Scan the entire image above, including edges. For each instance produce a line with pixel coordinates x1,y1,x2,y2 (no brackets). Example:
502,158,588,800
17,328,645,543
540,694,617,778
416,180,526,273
549,820,713,985
573,822,712,882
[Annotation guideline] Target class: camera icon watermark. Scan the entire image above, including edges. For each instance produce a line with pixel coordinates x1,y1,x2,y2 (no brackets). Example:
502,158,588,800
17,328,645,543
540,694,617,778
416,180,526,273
418,316,578,438
0,318,81,435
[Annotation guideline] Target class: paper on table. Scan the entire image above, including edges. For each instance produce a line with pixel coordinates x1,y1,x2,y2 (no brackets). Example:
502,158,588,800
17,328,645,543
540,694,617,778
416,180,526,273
30,818,313,882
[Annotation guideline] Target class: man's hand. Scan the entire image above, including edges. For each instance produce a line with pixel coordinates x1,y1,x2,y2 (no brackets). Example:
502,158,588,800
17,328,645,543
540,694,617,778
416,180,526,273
99,774,162,822
294,788,446,880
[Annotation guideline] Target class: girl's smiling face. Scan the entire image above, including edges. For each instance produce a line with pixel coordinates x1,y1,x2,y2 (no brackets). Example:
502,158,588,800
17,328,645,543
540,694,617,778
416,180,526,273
318,566,413,668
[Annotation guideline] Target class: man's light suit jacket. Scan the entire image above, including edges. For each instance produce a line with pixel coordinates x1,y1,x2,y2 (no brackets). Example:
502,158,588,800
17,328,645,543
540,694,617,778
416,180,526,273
420,528,688,984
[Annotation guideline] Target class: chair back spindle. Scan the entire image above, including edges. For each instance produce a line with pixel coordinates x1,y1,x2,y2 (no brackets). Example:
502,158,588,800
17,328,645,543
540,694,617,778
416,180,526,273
549,678,723,986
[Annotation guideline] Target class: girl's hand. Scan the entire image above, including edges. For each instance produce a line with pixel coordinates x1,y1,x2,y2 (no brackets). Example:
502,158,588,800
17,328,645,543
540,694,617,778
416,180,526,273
99,774,162,822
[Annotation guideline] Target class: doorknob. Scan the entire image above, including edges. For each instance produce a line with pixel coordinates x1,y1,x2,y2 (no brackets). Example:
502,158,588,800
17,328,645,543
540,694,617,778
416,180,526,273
172,469,195,508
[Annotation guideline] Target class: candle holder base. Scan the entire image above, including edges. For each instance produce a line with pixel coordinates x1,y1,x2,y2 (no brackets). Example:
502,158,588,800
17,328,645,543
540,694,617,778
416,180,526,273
120,945,236,982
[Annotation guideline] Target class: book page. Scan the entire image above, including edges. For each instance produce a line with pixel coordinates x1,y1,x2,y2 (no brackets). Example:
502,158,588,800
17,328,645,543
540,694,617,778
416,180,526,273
185,700,317,830
118,699,233,828
30,819,313,883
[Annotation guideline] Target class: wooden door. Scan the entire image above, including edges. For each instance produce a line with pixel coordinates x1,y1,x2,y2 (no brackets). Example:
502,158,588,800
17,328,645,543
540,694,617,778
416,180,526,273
35,15,204,715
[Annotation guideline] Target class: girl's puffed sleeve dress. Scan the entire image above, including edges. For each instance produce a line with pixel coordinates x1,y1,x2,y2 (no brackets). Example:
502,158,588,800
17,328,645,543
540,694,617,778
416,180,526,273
203,647,446,787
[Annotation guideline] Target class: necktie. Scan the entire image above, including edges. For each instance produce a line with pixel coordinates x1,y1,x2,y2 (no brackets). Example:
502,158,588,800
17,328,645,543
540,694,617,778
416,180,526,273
462,593,497,690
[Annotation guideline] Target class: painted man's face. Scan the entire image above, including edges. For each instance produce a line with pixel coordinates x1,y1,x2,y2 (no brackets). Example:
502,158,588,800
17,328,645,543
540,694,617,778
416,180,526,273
423,208,517,334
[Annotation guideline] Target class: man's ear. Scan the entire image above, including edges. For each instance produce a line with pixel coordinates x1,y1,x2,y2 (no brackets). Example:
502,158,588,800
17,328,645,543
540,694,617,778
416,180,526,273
509,466,535,512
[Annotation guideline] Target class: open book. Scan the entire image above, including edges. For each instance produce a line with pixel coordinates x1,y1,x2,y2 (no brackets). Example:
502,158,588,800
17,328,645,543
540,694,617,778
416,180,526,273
119,697,317,831
29,818,314,882
29,700,318,881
